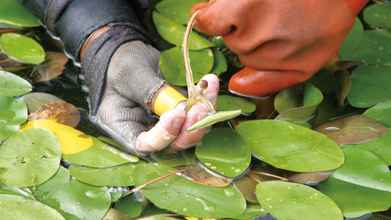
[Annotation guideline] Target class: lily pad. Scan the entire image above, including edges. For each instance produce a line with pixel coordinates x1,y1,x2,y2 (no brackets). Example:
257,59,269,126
196,128,251,178
33,167,111,220
69,163,138,187
0,194,65,220
348,65,391,108
177,164,232,187
153,12,213,50
234,176,258,203
339,18,364,61
160,46,214,86
23,92,63,113
236,120,344,172
316,115,389,145
0,33,45,65
133,163,247,218
364,101,391,127
0,96,27,141
0,128,61,187
256,181,343,220
319,178,391,218
234,205,268,220
0,184,35,199
211,49,228,74
35,52,68,82
28,101,81,127
151,150,196,168
114,195,145,219
0,0,40,28
156,0,207,25
332,148,391,192
217,95,256,114
364,3,391,30
288,172,332,186
0,70,32,97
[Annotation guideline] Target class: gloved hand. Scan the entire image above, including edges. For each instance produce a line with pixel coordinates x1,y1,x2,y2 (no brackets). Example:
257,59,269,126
192,0,368,97
94,40,219,155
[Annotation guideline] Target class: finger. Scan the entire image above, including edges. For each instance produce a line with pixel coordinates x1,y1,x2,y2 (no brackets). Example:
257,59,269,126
170,103,209,151
136,103,186,153
198,74,219,105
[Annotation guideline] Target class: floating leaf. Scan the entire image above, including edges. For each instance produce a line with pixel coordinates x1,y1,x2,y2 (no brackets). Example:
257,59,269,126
234,205,268,220
33,167,111,220
210,49,228,74
103,209,132,220
0,70,32,96
217,95,256,114
274,83,323,124
237,120,344,172
332,148,391,192
133,164,247,218
29,101,81,127
196,128,251,177
160,47,214,86
187,110,242,131
114,195,145,219
364,101,391,127
0,184,35,199
23,92,63,112
0,194,65,220
364,3,391,30
0,96,27,141
339,18,364,61
256,181,343,220
316,115,388,145
0,0,40,28
153,12,213,50
156,0,207,25
234,176,258,203
177,164,232,187
35,52,68,82
288,172,332,186
0,33,45,65
348,65,391,108
69,163,138,187
151,150,196,168
319,178,391,218
0,128,61,187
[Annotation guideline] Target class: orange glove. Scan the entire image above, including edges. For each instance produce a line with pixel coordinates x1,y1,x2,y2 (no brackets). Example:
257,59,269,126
193,0,368,97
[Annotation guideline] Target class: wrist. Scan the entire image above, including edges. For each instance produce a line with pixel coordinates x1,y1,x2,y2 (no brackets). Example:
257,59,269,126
151,84,187,116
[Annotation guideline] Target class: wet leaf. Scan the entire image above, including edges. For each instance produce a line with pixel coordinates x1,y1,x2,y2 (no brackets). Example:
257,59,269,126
103,209,132,220
274,83,323,124
0,128,61,187
344,131,391,165
0,33,45,65
177,164,232,187
319,178,391,218
33,167,112,220
348,65,391,108
316,115,388,145
23,92,63,112
234,176,259,203
339,18,364,61
210,49,228,74
0,96,27,141
237,120,344,172
196,128,251,178
160,46,214,86
187,110,242,131
153,12,213,50
364,101,391,127
332,148,391,192
151,150,196,168
133,163,247,218
0,70,32,96
0,0,40,28
0,184,35,199
69,163,138,187
29,101,81,127
0,194,65,220
288,172,332,186
114,195,145,219
156,0,207,25
217,95,256,115
364,3,391,30
35,52,68,82
256,181,343,220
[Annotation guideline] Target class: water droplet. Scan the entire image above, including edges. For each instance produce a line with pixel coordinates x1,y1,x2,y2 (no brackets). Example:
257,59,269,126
224,189,235,197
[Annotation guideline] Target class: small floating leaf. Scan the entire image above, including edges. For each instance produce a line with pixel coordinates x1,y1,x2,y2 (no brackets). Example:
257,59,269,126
364,3,391,30
0,71,32,97
364,100,391,127
187,110,242,131
0,0,40,28
156,0,207,25
217,95,256,115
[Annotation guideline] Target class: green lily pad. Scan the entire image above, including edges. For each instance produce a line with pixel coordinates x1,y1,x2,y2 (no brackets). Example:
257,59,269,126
153,12,213,50
0,194,65,220
160,46,214,86
33,167,112,220
0,184,35,199
256,181,343,220
348,65,391,108
364,3,391,30
234,205,268,220
274,83,323,124
156,0,207,25
69,163,138,187
0,0,40,28
133,163,247,218
319,178,391,218
63,138,138,168
344,131,391,165
0,33,45,65
217,95,256,114
364,101,391,127
0,128,61,187
236,120,344,172
151,150,196,168
0,71,32,96
114,195,145,219
0,96,27,141
332,148,391,192
339,18,364,61
211,49,228,74
196,128,251,178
